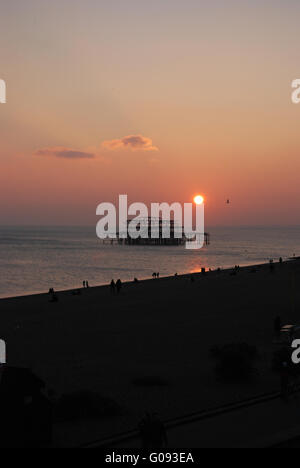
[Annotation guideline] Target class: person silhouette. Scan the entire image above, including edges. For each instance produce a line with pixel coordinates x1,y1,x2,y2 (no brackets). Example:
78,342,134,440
49,292,58,303
116,279,122,294
110,280,116,294
83,281,86,289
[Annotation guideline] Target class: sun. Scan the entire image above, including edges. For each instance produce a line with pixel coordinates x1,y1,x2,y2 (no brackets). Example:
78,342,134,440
194,195,204,205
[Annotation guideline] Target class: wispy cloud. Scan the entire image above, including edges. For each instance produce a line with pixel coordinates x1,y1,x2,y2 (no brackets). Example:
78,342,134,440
35,135,158,161
102,135,158,152
35,147,95,159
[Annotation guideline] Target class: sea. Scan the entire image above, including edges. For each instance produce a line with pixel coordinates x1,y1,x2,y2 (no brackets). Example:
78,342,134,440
0,225,300,299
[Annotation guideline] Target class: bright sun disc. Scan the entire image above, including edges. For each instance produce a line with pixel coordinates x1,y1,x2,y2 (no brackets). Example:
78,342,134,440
194,195,204,205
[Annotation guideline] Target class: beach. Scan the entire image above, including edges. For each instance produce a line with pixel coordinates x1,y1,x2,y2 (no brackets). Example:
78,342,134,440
1,260,300,446
1,225,300,299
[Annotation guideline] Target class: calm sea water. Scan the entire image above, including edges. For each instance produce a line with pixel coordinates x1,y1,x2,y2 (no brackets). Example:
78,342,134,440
0,225,299,299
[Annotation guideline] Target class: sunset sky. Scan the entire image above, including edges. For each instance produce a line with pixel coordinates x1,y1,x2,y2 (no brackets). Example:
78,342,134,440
1,0,300,226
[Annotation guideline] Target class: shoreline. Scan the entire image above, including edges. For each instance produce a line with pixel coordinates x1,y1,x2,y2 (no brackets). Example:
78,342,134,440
0,259,287,302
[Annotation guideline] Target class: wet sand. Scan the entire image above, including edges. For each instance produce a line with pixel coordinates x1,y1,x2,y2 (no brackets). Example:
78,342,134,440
1,260,300,446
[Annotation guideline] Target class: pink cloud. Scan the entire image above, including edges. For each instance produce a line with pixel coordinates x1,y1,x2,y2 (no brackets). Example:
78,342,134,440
35,147,95,159
102,135,158,152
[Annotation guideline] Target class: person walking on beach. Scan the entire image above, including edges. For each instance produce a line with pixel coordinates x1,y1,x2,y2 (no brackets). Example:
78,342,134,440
110,280,116,294
116,279,122,294
83,281,86,289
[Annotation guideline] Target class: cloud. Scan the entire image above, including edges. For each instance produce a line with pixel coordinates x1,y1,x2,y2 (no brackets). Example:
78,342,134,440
102,135,158,152
35,147,95,159
35,136,158,162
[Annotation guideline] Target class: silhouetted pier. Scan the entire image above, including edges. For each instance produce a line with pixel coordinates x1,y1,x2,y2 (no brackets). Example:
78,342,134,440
103,218,210,246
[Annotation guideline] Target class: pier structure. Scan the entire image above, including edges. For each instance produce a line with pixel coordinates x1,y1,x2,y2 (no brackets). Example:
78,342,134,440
102,217,210,246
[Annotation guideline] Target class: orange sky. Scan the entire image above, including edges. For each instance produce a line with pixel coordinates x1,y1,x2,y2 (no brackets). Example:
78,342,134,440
1,0,300,226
